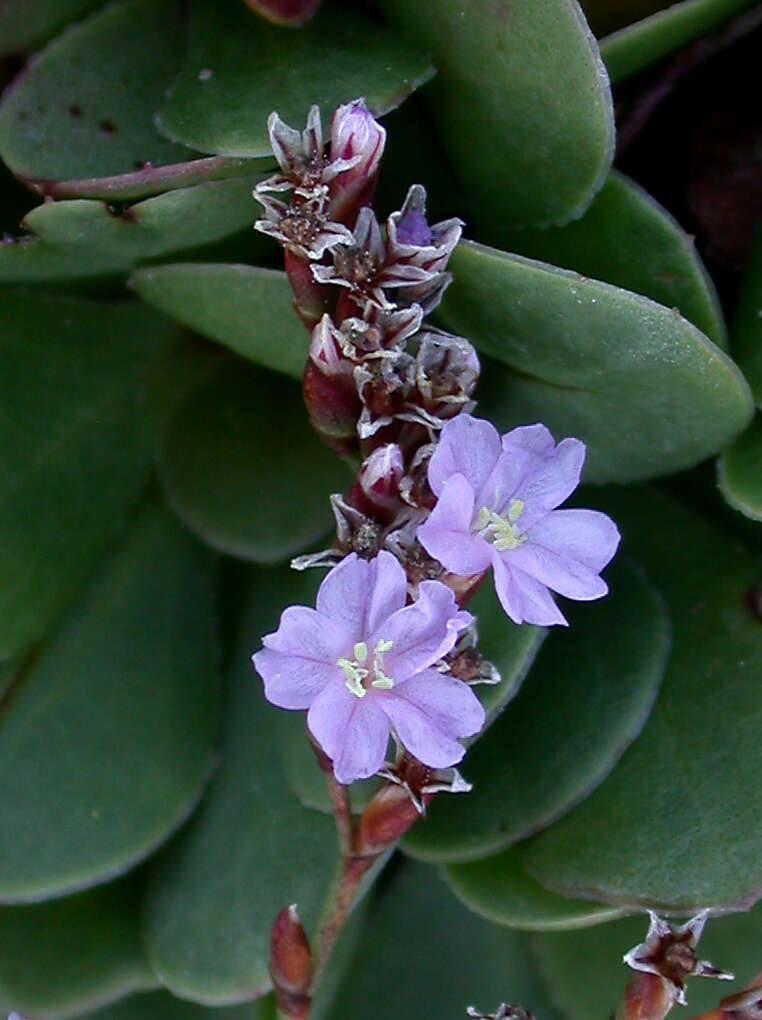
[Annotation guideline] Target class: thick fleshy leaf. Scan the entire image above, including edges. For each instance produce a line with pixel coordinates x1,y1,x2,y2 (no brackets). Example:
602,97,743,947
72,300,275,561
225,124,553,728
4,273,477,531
531,903,762,1020
78,991,275,1019
0,0,105,55
0,177,267,283
446,847,623,932
600,0,759,84
0,291,181,659
732,223,762,405
319,859,563,1020
521,487,762,910
0,876,157,1018
0,499,217,902
156,0,433,156
718,416,762,521
437,240,753,483
377,0,614,229
402,558,668,863
129,266,308,379
0,0,192,184
143,564,337,1003
492,171,726,348
157,362,349,562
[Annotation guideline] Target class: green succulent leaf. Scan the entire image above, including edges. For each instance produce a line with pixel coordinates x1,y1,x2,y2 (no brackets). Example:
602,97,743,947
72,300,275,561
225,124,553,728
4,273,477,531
520,487,762,910
0,876,157,1018
718,415,762,521
377,0,614,229
0,498,218,902
319,859,563,1020
0,291,182,659
600,0,760,84
0,177,268,283
446,847,623,932
531,903,762,1020
491,171,726,348
731,223,762,406
129,266,308,379
0,0,106,55
402,558,668,863
438,240,753,483
155,0,434,157
157,362,350,562
74,991,275,1019
0,0,192,184
143,563,337,1003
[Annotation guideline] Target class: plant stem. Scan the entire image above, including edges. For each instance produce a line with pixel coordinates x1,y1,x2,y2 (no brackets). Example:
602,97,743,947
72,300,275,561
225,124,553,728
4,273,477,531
312,741,353,857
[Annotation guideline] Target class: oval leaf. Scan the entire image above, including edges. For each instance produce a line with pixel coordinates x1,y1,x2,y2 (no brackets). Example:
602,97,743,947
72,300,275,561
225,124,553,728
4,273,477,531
0,291,179,659
490,171,726,348
731,223,762,406
0,499,218,902
600,0,759,84
378,0,614,229
402,558,668,863
158,362,349,562
718,415,762,521
78,991,275,1019
130,265,308,379
319,859,563,1020
438,240,753,483
156,0,433,156
0,0,106,55
0,876,157,1018
0,0,192,183
446,847,623,932
0,176,267,283
143,564,337,1003
521,487,762,910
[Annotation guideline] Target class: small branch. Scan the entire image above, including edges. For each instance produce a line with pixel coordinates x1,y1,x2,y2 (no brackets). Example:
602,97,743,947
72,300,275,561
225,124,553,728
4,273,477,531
311,737,353,856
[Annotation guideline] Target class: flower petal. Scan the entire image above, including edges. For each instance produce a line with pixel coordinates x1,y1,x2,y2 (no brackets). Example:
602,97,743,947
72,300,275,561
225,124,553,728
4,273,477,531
382,669,484,768
427,414,501,497
262,605,349,660
307,683,390,784
254,604,350,709
501,422,556,457
315,551,406,643
252,647,331,710
508,435,586,527
416,473,492,576
511,508,621,600
491,551,567,626
378,580,472,680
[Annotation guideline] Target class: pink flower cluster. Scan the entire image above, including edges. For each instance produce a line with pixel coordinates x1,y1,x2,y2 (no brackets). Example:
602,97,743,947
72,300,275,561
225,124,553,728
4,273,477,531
251,101,620,786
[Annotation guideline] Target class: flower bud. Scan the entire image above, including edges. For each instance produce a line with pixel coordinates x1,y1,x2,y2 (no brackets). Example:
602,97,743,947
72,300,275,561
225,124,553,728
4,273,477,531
354,782,423,856
302,315,362,456
243,0,323,26
328,100,387,224
269,904,312,1019
348,443,405,523
284,249,331,331
386,184,463,313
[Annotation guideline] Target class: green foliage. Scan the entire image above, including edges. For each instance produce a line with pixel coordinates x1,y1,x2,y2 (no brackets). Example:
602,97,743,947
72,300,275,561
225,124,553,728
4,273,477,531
1,0,761,1014
402,559,668,863
438,241,753,482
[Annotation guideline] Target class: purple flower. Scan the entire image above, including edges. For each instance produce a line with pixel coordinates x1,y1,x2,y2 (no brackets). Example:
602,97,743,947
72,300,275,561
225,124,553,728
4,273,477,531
417,415,620,626
252,551,485,784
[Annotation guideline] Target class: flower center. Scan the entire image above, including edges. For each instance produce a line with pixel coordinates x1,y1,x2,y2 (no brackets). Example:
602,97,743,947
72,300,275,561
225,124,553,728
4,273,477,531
337,638,395,699
474,498,527,551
